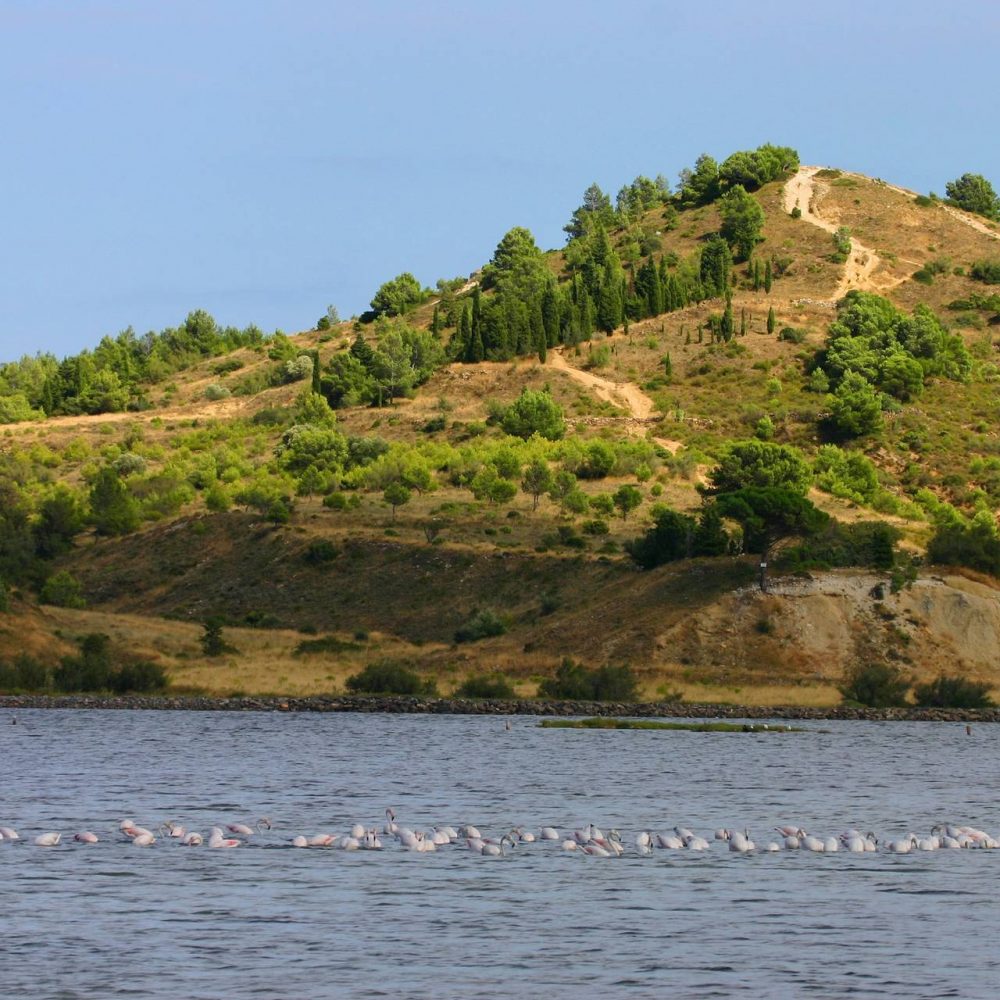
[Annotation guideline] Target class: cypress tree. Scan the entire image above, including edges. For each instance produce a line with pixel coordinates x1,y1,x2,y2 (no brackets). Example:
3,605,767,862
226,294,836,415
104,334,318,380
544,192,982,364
310,350,322,395
721,294,734,342
459,303,474,362
431,304,442,335
541,282,560,346
767,306,776,335
740,308,747,337
753,259,762,291
764,259,773,293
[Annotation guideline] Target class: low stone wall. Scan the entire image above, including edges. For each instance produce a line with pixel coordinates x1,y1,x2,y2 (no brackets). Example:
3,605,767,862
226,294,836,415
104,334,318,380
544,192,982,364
0,694,997,722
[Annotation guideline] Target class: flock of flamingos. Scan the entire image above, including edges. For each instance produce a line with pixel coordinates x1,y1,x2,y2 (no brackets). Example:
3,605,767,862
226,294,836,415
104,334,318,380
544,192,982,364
3,809,999,857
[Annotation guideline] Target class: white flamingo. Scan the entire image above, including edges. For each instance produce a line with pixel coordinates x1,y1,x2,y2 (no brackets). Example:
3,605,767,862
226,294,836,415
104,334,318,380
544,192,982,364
34,832,61,847
0,826,20,840
208,827,241,849
540,827,560,841
181,832,203,846
74,831,99,843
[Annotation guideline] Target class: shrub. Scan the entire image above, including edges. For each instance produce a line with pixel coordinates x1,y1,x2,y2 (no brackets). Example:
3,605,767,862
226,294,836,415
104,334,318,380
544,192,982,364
970,259,1000,284
839,661,910,708
539,658,638,702
323,491,349,510
40,571,86,609
112,452,148,476
912,675,994,709
927,521,1000,576
454,609,508,643
456,675,516,699
110,660,168,693
778,326,805,343
0,579,8,612
303,539,339,565
0,655,51,691
345,659,436,695
204,383,232,401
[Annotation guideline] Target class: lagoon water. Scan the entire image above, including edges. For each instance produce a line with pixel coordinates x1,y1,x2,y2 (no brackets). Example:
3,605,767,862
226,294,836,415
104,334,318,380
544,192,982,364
2,709,999,999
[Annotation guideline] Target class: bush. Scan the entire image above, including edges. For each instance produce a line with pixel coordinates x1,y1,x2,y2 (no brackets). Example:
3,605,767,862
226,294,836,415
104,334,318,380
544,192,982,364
778,326,805,343
110,660,168,693
456,675,516,699
345,659,436,695
839,661,910,708
204,383,232,401
970,259,1000,284
303,539,339,565
454,609,508,643
0,655,51,691
539,658,638,702
912,675,994,709
927,521,1000,576
40,571,86,609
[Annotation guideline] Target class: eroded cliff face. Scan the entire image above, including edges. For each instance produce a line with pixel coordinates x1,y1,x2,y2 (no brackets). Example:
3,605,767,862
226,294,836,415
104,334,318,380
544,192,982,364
657,571,1000,687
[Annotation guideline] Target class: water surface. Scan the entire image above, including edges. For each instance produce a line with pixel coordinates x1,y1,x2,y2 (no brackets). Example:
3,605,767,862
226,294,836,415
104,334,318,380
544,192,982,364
2,710,998,998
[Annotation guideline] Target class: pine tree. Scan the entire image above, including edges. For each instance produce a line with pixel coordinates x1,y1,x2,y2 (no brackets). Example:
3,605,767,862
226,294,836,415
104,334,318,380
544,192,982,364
764,259,773,293
767,306,776,335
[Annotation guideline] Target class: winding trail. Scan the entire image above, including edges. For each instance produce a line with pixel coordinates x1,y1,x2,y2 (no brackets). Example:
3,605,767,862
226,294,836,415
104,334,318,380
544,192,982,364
783,166,901,301
548,347,682,453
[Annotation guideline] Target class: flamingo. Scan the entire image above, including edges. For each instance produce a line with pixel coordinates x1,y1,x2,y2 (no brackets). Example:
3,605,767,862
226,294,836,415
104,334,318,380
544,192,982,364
161,822,186,839
384,809,398,835
635,831,653,852
73,831,99,843
34,832,61,847
180,832,203,846
362,829,382,850
0,826,19,840
308,833,336,847
458,824,481,839
511,827,535,843
480,835,513,857
561,840,578,851
133,832,156,847
656,833,684,850
291,835,309,848
350,823,365,839
208,827,241,849
540,827,560,841
337,836,360,851
227,818,270,837
683,834,710,851
801,834,825,853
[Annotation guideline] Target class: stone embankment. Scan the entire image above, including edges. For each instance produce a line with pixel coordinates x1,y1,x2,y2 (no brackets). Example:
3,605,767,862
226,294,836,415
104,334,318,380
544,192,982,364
0,694,996,722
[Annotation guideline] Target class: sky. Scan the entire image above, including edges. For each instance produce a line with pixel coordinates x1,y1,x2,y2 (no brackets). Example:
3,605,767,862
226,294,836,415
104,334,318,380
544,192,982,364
1,0,998,362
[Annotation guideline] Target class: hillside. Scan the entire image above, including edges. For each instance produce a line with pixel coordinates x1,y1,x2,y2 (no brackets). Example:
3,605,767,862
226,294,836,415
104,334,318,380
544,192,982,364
3,148,1000,707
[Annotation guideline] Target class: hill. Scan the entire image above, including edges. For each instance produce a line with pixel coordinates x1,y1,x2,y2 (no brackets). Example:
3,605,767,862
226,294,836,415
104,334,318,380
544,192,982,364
3,147,1000,707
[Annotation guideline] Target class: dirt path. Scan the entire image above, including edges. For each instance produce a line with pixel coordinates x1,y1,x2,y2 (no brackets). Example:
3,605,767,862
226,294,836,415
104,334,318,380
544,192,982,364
548,348,682,453
876,177,1000,242
783,166,903,300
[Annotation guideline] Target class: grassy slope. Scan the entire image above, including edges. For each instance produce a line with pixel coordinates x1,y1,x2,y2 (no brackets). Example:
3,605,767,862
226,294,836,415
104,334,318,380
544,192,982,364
4,167,1000,703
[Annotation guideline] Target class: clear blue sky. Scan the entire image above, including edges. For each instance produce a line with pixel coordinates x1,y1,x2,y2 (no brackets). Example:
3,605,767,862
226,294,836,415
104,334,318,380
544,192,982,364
2,0,998,361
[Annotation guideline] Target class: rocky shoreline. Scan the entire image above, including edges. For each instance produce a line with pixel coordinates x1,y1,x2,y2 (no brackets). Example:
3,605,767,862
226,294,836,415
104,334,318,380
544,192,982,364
0,693,996,722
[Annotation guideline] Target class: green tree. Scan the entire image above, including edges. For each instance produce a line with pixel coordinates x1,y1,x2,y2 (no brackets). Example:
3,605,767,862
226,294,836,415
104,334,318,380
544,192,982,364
714,487,829,590
89,466,140,536
200,617,229,657
383,482,411,521
766,306,776,334
718,185,766,261
500,388,565,440
470,466,518,506
708,440,812,495
700,237,732,298
370,273,424,317
945,173,1000,220
627,506,695,568
564,183,616,240
33,487,85,559
825,372,884,439
612,484,642,520
678,154,720,206
521,458,554,510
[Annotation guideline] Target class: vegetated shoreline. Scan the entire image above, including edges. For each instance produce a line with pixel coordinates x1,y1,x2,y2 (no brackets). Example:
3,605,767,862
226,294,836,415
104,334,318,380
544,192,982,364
0,694,996,722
